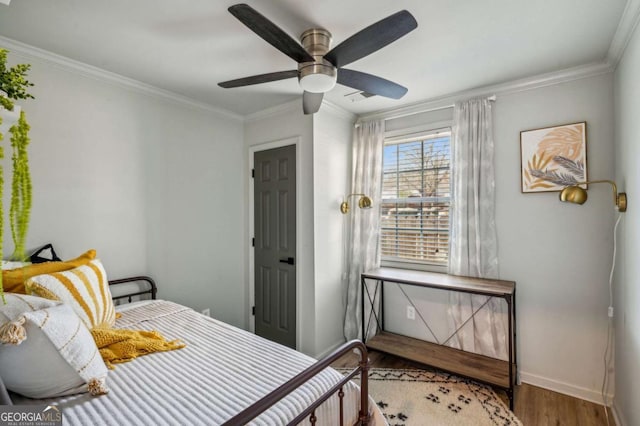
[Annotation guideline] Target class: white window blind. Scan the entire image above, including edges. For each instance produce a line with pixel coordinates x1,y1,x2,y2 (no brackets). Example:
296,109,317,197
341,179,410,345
380,129,451,266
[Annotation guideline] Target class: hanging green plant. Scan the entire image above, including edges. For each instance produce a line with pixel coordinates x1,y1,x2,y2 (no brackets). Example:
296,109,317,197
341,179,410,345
0,115,4,303
0,48,34,111
0,48,34,302
9,111,32,262
0,93,11,111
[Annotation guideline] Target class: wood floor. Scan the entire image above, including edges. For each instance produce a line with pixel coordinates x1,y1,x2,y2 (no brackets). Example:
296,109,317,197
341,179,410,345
331,349,615,426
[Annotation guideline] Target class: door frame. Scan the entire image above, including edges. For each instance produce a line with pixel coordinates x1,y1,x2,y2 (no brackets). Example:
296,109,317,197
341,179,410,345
248,136,301,349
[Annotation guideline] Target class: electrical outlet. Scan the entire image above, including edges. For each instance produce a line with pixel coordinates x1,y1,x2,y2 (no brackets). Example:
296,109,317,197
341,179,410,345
406,306,416,320
201,308,210,317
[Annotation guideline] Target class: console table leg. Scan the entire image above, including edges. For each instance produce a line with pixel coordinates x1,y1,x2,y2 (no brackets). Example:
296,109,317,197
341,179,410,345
361,275,366,343
508,388,514,411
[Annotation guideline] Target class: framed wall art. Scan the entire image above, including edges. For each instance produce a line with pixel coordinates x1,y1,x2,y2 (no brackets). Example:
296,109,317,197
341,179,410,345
520,121,587,193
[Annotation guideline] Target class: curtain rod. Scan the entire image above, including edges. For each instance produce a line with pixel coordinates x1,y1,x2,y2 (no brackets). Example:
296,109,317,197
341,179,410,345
355,95,497,127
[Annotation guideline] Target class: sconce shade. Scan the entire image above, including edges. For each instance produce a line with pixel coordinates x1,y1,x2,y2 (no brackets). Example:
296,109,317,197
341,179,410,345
340,194,373,214
559,186,588,205
358,196,373,209
559,180,627,212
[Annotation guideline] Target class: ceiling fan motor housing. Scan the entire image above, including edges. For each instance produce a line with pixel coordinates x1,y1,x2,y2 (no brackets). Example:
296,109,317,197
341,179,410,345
298,29,337,93
219,4,417,112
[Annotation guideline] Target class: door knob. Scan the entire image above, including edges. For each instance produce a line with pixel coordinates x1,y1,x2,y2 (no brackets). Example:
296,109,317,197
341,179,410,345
279,257,295,265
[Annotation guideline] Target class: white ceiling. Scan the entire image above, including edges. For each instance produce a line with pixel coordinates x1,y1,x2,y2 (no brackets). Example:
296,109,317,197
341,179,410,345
0,0,629,116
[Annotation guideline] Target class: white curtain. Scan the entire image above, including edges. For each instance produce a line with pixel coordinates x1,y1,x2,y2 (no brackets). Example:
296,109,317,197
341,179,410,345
343,120,385,341
447,97,507,360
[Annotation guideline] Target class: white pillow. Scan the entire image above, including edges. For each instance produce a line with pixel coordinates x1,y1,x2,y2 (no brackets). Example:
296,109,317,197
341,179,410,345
0,293,57,320
0,294,109,398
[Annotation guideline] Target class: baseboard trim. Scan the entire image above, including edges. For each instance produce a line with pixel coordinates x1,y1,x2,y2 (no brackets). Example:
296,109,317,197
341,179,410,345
519,371,612,405
612,401,627,426
314,339,347,360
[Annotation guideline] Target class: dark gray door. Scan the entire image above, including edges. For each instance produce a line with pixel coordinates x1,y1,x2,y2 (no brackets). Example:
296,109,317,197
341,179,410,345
254,145,296,348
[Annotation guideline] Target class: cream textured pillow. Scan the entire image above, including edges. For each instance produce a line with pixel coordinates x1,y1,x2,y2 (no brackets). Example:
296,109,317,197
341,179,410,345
0,293,58,322
0,293,109,398
25,259,116,329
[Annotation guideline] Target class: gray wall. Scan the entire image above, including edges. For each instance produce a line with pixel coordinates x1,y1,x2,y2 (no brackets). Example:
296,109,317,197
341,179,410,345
312,106,354,356
613,20,640,426
2,49,246,328
3,52,148,275
379,73,615,402
143,101,245,328
496,74,614,402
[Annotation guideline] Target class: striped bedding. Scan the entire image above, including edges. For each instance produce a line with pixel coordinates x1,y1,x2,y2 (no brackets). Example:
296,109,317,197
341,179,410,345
12,300,385,425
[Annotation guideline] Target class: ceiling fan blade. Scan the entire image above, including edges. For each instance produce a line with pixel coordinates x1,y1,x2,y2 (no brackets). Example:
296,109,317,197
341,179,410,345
337,68,408,99
228,4,314,63
218,70,298,88
303,91,324,115
324,10,417,68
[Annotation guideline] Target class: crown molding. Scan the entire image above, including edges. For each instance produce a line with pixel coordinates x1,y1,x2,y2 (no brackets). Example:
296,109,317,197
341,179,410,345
607,0,640,67
243,98,301,123
0,36,243,121
358,61,614,122
320,100,357,123
245,97,355,123
2,24,625,126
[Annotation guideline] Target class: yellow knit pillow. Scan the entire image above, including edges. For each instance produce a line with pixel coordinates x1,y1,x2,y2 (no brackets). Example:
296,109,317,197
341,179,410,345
25,259,116,329
2,249,97,294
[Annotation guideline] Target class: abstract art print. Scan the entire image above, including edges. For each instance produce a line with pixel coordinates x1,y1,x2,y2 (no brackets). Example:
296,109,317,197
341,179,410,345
520,122,587,193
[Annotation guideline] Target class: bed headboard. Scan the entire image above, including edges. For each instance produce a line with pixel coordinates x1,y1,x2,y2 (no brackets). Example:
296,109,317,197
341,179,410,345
108,276,157,304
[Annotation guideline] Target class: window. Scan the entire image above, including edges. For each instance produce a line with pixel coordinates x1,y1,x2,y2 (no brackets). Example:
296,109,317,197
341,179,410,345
380,128,451,268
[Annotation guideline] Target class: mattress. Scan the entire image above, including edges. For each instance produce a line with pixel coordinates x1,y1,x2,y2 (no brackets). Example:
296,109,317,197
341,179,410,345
12,300,384,425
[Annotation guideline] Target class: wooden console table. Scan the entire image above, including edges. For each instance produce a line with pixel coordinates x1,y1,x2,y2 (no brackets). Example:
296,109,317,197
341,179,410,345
361,267,517,409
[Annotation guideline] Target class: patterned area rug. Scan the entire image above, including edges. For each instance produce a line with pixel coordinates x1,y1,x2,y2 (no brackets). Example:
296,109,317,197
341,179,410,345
339,368,522,426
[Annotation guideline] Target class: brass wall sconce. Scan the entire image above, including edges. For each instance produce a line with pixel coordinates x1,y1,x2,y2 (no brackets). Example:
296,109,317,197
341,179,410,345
559,180,627,212
340,193,373,214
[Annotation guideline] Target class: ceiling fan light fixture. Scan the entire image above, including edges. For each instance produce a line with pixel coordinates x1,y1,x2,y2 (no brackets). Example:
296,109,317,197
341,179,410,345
220,5,418,113
298,64,337,93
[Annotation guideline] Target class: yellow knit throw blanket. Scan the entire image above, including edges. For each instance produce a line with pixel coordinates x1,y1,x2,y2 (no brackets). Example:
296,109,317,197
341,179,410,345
91,327,185,369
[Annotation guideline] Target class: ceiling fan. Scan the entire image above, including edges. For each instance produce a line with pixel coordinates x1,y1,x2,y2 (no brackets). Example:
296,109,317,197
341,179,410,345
218,4,418,114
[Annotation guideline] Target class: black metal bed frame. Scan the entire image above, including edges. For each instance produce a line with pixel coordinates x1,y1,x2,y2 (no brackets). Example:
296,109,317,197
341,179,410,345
109,276,157,303
1,276,372,425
